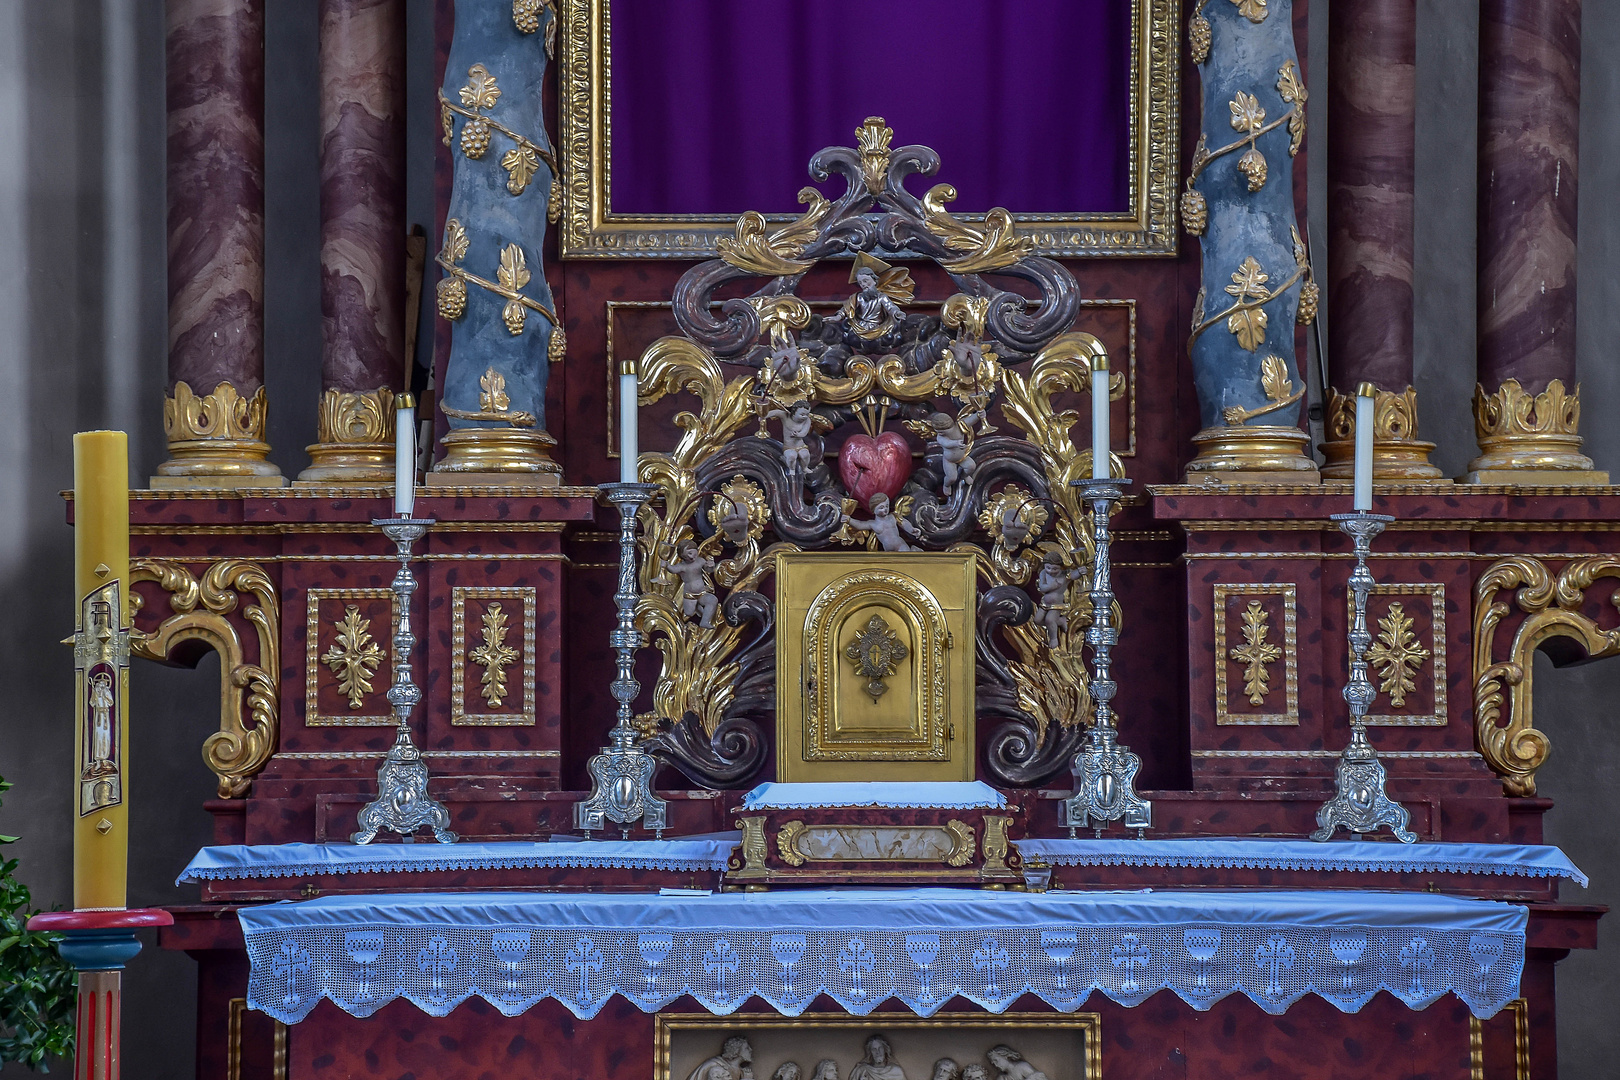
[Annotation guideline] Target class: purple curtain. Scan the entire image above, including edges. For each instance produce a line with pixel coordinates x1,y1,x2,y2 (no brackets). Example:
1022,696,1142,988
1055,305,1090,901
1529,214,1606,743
610,0,1132,216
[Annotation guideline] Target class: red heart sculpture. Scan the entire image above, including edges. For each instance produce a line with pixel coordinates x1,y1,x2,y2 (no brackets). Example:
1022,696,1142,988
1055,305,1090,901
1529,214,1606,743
839,431,913,511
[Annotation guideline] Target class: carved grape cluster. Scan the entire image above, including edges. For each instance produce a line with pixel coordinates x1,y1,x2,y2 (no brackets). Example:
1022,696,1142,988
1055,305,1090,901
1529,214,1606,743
1181,188,1207,236
461,118,492,159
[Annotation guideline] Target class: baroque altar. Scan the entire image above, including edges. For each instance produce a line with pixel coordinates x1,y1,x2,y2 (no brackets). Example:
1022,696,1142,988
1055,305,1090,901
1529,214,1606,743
40,2,1615,1079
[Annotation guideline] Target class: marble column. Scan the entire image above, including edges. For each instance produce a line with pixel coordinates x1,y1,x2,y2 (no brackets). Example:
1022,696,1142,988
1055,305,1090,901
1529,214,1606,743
1321,0,1440,480
154,0,284,487
1467,0,1604,482
298,0,407,483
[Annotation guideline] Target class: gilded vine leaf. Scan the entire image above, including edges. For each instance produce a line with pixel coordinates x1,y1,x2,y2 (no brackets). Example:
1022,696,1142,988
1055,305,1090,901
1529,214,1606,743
1224,257,1271,351
497,244,530,291
460,64,501,111
1259,355,1293,403
1277,60,1307,156
1229,91,1265,135
501,144,542,195
1230,0,1268,23
442,218,470,265
480,368,511,413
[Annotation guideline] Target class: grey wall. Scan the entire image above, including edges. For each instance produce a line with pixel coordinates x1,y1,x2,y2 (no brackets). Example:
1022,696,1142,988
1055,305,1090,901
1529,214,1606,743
0,1,1617,1077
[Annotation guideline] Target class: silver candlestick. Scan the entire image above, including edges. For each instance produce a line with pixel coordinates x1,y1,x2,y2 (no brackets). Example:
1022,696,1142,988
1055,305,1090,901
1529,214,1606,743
576,482,667,838
1062,477,1152,837
352,517,457,844
1312,511,1416,842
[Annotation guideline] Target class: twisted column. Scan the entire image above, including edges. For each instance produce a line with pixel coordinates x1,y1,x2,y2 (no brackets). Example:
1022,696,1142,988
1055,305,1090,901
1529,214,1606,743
1322,0,1440,480
155,0,283,487
298,0,407,483
1467,0,1604,482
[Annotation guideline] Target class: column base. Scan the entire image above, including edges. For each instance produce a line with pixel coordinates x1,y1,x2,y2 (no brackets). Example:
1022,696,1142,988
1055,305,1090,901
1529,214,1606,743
1319,385,1444,480
1461,379,1606,482
1320,438,1446,481
1184,425,1320,484
295,442,396,484
428,427,562,485
152,382,286,487
295,387,399,483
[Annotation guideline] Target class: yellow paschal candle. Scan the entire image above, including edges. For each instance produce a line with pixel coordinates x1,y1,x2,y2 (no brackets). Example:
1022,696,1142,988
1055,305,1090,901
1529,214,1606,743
72,431,130,910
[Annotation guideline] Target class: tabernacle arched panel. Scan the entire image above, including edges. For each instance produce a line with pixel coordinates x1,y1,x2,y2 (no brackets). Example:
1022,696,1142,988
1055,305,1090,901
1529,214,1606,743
778,552,975,783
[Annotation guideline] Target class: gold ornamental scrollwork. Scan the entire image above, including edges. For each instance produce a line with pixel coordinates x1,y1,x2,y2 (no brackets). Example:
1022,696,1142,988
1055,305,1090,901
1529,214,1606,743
436,221,564,358
129,559,279,798
844,614,909,701
1368,602,1431,709
469,603,521,708
321,605,385,710
1474,557,1620,795
776,820,808,867
1227,600,1282,706
981,815,1012,873
944,819,977,868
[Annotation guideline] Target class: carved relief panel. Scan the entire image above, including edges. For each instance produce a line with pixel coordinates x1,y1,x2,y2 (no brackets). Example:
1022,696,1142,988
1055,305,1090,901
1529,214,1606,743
451,586,538,726
305,588,398,726
776,553,975,782
1357,583,1445,726
1214,583,1298,725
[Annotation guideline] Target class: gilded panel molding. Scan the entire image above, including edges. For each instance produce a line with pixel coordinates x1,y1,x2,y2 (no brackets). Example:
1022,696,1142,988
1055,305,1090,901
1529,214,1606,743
1354,583,1447,727
1468,997,1529,1080
305,588,399,727
451,586,538,725
556,0,1179,258
129,559,279,797
1213,583,1297,725
1474,556,1620,796
228,997,287,1080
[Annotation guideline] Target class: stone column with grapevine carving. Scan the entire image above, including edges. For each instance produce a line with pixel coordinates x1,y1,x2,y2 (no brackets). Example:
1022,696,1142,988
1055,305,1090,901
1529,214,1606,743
156,0,285,487
1466,0,1605,482
299,0,407,483
1322,0,1440,481
429,1,563,483
1181,0,1320,482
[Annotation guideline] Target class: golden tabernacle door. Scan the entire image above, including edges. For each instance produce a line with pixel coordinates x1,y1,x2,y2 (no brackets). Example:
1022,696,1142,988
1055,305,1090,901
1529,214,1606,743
775,552,975,782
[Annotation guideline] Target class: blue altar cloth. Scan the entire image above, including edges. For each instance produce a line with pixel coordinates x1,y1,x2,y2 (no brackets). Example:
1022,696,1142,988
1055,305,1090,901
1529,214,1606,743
177,834,740,883
741,781,1008,810
1011,838,1588,887
239,887,1526,1024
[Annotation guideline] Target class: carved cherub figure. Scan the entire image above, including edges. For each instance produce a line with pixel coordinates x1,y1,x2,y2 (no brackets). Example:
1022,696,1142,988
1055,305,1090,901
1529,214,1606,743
764,401,817,485
833,253,914,341
666,540,719,628
1030,549,1084,649
986,1047,1047,1080
843,493,915,552
910,410,985,497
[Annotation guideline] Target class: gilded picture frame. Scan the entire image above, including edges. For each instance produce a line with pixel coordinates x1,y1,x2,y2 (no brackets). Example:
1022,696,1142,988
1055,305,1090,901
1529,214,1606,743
656,1013,1102,1080
555,0,1180,259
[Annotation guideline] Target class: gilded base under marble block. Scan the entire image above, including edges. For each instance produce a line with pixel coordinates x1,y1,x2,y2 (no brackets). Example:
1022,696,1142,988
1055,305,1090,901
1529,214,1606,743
426,427,562,486
151,381,287,488
1462,379,1608,484
1183,424,1321,484
296,387,397,484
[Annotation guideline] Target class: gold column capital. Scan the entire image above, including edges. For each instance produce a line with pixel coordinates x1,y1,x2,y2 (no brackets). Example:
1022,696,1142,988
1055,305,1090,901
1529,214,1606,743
1462,378,1608,484
151,381,286,488
1320,384,1444,481
295,387,398,484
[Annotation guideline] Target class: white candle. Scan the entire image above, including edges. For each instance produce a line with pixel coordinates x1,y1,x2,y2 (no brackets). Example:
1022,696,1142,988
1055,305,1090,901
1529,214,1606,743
1353,382,1375,512
619,359,639,484
1091,362,1110,480
394,393,416,517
